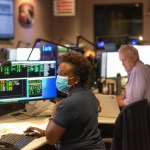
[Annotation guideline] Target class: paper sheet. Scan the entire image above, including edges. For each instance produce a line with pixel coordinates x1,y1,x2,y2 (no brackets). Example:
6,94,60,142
0,122,48,136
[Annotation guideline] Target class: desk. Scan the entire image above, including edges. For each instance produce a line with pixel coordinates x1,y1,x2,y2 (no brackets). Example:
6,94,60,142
96,94,120,125
96,93,120,138
0,113,49,150
98,116,116,124
0,115,116,148
98,116,116,139
0,106,116,149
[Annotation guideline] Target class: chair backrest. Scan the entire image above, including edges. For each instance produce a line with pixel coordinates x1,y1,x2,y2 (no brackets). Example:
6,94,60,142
110,99,150,150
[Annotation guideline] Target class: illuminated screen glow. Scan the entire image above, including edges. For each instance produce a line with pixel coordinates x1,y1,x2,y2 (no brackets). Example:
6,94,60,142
16,48,41,61
0,60,57,103
133,45,150,65
101,52,127,78
0,0,14,39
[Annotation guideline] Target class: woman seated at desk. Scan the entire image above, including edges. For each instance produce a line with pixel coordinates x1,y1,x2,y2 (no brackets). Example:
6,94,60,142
24,52,105,150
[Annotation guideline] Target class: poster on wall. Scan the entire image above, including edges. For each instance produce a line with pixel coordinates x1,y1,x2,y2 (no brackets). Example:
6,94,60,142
53,0,75,16
18,3,34,27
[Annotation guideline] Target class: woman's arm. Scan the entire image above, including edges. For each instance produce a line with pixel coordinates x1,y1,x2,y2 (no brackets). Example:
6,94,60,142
45,101,66,145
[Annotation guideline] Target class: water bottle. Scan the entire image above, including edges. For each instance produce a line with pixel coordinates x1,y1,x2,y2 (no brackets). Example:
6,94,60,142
116,73,121,95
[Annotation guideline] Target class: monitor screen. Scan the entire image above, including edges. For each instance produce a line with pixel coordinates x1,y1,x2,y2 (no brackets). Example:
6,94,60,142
28,39,58,61
27,38,74,66
27,38,80,67
7,48,17,61
101,52,127,78
57,45,68,65
0,60,57,103
133,45,150,65
16,48,41,61
0,0,14,39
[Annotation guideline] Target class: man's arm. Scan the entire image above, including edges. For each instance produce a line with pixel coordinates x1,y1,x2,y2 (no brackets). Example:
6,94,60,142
116,94,126,108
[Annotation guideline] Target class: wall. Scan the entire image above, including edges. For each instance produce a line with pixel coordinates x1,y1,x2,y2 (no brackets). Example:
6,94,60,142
51,0,150,46
49,0,81,44
0,0,150,48
14,0,53,47
0,0,53,48
79,0,150,45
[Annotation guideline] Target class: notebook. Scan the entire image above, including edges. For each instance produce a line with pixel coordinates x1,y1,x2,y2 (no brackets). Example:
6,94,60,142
95,94,120,118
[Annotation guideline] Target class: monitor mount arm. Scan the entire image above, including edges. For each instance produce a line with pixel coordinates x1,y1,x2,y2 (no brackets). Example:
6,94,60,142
76,35,98,49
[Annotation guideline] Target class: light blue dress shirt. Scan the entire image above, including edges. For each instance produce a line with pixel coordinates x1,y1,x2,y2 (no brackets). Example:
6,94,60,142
125,61,150,105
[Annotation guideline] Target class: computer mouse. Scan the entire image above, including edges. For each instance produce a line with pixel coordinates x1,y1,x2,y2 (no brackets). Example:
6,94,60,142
24,128,41,137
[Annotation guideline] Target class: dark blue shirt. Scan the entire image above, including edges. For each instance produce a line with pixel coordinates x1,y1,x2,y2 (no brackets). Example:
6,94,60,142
53,87,106,150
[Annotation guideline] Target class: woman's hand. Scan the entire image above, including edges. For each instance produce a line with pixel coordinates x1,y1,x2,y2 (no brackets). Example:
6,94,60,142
24,126,45,136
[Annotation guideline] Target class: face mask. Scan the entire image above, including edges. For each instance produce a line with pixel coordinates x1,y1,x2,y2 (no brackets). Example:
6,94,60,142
56,76,75,93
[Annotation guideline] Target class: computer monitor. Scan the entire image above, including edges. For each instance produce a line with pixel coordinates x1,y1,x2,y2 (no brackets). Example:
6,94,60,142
27,39,59,61
0,0,14,39
133,45,150,65
101,52,127,78
57,45,68,65
7,48,17,61
27,38,80,66
16,48,41,60
0,60,57,103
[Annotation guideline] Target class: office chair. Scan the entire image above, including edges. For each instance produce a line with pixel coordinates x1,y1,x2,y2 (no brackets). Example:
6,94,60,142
110,99,150,150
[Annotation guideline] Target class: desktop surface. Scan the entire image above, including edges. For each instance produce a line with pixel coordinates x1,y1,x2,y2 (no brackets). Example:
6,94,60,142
96,93,120,124
0,94,118,149
96,93,120,139
0,112,48,150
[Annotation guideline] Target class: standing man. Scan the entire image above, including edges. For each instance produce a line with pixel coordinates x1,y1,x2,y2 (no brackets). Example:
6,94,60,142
117,44,150,108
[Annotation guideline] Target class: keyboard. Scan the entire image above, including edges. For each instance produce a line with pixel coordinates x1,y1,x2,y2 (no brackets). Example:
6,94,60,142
0,141,18,150
0,133,38,150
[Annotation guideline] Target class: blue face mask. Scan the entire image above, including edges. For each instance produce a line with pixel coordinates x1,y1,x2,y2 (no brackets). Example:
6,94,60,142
56,76,74,93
